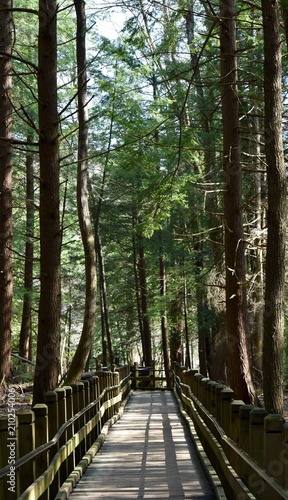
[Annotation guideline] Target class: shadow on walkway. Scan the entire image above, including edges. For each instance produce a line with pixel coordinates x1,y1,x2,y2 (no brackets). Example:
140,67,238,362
70,390,217,499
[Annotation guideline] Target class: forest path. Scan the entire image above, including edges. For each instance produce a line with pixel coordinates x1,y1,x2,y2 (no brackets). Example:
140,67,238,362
69,390,218,499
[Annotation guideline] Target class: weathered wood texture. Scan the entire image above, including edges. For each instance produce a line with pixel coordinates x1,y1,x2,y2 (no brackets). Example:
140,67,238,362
69,390,216,499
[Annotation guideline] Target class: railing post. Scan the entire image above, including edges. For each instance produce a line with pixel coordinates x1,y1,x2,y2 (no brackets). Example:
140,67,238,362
230,400,244,445
264,414,286,487
87,378,95,448
133,362,138,389
44,391,59,445
33,404,49,500
82,380,90,452
55,387,67,485
77,382,85,457
215,384,226,422
206,381,218,415
283,422,288,488
184,370,196,408
188,369,198,395
194,373,204,400
83,379,90,406
249,408,268,467
17,410,35,496
181,371,189,413
109,372,113,418
220,388,234,436
70,383,80,465
91,376,98,441
229,400,245,475
113,372,120,413
209,381,220,418
200,377,210,408
0,414,18,500
44,391,59,498
94,376,101,437
62,385,74,477
239,404,254,453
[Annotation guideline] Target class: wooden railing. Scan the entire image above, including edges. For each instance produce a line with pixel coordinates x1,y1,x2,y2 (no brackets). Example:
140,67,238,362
131,362,174,389
4,361,287,500
0,365,132,500
174,363,288,499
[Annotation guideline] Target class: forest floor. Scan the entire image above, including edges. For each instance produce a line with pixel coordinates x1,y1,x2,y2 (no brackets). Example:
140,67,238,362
1,385,288,419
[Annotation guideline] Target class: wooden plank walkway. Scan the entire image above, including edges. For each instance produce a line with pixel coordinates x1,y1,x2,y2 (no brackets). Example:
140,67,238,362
69,390,217,499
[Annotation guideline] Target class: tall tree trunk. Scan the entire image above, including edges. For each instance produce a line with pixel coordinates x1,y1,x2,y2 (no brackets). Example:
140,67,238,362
159,253,172,386
220,0,255,403
194,243,210,376
184,0,223,378
132,215,145,362
182,266,191,370
262,0,286,414
19,135,34,362
33,0,61,404
0,0,13,386
96,232,114,367
138,234,152,366
65,0,97,383
251,111,264,385
168,289,183,365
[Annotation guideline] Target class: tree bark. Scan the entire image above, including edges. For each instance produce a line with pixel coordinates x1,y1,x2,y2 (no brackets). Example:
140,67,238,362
168,290,183,365
138,235,152,367
19,135,34,362
159,253,172,386
0,0,12,386
251,111,264,385
220,0,255,403
33,0,61,404
132,214,145,363
65,0,97,383
262,0,286,414
96,232,114,367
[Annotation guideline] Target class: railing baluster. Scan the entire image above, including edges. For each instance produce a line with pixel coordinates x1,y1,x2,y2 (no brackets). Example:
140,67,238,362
33,404,49,500
44,391,59,498
63,386,74,476
249,408,268,468
55,388,67,487
264,414,286,487
0,414,18,500
17,410,35,496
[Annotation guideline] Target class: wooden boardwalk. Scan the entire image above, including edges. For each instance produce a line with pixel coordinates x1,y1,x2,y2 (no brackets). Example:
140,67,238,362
69,390,217,499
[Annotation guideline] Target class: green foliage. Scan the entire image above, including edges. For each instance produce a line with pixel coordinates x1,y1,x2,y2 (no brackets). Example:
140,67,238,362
8,0,287,387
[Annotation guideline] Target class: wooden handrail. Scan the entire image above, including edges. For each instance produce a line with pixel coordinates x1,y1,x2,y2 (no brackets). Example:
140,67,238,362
0,385,111,479
0,369,132,499
174,373,288,499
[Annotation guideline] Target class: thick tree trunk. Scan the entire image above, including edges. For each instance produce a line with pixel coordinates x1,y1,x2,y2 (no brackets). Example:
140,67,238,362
262,0,286,414
96,232,114,367
65,0,97,383
19,135,34,361
33,0,61,404
168,291,183,365
183,272,191,370
0,0,12,386
220,0,255,403
185,0,223,378
132,214,145,363
194,243,210,376
159,253,172,386
251,111,264,385
138,237,152,367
